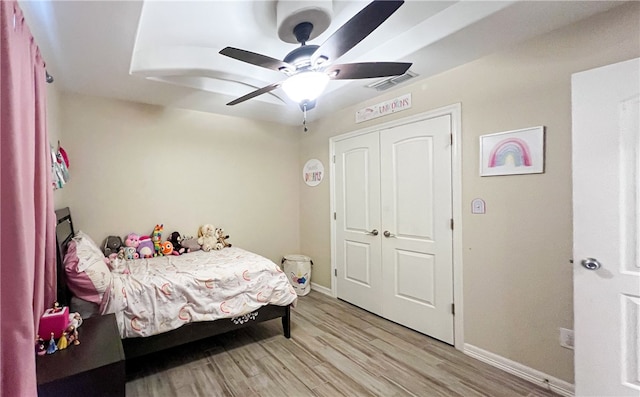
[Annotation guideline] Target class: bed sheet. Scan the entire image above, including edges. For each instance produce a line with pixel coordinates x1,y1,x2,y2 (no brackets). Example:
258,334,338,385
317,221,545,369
101,247,297,338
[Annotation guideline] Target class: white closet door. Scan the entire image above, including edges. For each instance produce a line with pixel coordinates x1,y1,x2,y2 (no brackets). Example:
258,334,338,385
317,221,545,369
335,132,383,315
380,115,454,344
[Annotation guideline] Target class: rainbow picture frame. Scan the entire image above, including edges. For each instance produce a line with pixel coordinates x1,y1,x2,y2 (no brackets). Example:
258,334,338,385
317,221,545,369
480,126,545,176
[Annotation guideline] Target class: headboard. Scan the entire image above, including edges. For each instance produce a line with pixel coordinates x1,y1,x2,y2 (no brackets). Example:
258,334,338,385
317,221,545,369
55,207,75,306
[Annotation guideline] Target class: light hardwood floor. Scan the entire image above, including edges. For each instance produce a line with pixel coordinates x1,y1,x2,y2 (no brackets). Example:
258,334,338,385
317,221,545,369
126,291,560,397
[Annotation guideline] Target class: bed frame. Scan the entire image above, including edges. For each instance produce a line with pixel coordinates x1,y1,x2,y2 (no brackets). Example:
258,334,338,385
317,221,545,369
55,207,291,360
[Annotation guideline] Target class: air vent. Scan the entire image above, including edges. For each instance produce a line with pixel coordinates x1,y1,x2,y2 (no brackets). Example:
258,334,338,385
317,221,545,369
366,70,418,91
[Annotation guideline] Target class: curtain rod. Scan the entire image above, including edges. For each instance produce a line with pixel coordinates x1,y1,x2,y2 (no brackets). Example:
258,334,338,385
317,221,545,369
46,71,54,84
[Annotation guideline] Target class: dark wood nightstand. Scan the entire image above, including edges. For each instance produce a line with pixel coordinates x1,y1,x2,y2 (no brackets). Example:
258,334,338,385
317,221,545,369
36,313,125,397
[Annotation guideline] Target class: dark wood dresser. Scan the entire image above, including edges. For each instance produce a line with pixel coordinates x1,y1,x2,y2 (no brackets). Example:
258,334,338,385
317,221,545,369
36,313,125,396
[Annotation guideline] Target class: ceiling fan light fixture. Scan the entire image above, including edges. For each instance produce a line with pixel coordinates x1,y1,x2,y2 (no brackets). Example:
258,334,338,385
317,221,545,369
282,71,329,103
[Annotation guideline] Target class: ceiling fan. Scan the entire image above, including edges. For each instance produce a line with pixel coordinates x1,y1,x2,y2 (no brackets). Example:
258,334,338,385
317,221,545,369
219,0,412,111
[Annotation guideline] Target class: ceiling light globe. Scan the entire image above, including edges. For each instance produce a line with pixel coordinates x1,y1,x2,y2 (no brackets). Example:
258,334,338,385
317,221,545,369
282,72,329,103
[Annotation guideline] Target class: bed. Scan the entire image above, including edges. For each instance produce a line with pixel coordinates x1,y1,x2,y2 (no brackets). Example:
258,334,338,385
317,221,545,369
54,207,296,359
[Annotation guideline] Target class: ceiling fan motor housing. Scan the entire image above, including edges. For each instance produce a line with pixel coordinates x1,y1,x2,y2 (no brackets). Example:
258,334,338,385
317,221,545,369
283,44,319,71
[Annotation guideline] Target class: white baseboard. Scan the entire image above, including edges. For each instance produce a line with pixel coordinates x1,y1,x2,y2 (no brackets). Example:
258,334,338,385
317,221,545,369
310,282,333,296
463,344,574,397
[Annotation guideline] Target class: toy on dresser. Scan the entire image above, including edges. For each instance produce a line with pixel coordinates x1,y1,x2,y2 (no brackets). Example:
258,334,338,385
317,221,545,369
37,303,83,355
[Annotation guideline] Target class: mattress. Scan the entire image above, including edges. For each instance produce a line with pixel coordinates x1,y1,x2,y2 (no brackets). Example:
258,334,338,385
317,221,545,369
101,247,297,338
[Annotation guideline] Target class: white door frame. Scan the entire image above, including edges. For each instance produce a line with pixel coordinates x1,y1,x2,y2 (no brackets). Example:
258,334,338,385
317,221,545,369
329,103,464,349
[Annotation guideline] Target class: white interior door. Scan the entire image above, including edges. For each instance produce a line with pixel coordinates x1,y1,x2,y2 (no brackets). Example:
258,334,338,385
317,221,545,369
572,57,640,396
380,116,454,344
335,132,382,315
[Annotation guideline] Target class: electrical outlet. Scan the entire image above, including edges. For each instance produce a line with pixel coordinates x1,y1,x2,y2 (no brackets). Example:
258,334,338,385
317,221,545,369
559,328,574,349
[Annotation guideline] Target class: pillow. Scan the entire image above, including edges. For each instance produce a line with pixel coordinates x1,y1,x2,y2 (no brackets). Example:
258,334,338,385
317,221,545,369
63,232,112,306
73,231,105,272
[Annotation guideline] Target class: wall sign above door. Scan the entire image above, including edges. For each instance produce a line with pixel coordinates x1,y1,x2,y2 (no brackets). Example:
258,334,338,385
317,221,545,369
303,159,324,187
355,93,412,123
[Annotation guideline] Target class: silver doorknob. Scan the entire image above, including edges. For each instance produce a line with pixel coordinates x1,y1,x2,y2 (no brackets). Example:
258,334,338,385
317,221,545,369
383,231,396,238
365,229,379,236
581,258,601,270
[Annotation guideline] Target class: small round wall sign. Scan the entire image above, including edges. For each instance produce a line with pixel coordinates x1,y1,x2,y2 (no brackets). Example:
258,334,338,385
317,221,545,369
303,159,324,187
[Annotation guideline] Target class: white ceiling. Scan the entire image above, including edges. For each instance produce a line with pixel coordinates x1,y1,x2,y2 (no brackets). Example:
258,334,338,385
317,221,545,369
20,1,622,126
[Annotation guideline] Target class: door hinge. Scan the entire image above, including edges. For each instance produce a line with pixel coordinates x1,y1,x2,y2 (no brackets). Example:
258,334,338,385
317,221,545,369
334,268,337,277
450,219,454,230
450,134,453,145
451,303,455,315
333,212,336,220
333,155,336,163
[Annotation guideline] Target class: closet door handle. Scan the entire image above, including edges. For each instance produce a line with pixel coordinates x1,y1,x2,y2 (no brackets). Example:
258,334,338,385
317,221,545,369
365,229,379,236
383,231,396,238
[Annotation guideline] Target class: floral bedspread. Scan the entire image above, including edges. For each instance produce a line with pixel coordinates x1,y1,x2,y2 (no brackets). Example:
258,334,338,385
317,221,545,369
101,247,297,338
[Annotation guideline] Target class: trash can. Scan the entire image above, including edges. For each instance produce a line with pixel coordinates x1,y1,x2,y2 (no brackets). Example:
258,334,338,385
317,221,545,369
281,254,313,296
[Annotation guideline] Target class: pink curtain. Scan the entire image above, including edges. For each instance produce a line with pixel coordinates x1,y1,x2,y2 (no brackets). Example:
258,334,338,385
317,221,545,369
1,1,56,395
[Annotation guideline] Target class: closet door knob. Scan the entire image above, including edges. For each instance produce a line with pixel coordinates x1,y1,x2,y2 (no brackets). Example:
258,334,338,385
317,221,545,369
365,229,379,236
383,231,396,238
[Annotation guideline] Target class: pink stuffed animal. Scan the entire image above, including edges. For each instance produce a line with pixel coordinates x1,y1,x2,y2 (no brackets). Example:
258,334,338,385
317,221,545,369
124,233,140,259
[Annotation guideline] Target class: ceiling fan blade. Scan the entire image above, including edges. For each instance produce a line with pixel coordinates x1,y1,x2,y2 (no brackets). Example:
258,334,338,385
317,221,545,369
311,0,404,65
326,62,412,80
220,47,293,73
226,82,282,106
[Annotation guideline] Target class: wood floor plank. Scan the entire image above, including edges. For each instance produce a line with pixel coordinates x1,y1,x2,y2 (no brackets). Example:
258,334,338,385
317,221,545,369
261,338,327,389
125,291,561,397
252,355,316,396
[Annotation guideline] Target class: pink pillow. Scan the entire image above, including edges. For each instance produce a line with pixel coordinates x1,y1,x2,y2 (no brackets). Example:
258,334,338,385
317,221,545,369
64,236,112,305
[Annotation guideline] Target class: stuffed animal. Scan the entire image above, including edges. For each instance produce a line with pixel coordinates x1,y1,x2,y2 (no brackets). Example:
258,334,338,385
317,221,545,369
160,241,175,256
198,224,220,251
124,233,141,259
122,246,138,260
215,228,232,249
168,231,188,255
137,236,155,259
102,236,123,257
151,224,164,256
125,233,140,248
181,235,201,252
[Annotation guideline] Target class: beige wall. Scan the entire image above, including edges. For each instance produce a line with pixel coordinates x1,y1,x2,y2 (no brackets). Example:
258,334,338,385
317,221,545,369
58,94,301,264
299,2,640,384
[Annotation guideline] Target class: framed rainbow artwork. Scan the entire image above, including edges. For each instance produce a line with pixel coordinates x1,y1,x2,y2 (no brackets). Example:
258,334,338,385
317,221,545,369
479,126,545,176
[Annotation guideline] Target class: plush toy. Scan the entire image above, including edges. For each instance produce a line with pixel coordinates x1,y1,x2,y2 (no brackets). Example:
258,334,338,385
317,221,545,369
137,236,155,259
181,235,201,252
215,228,232,249
160,241,174,256
151,224,164,256
198,224,220,251
102,236,123,258
122,246,137,260
124,233,141,259
168,231,188,255
125,233,139,247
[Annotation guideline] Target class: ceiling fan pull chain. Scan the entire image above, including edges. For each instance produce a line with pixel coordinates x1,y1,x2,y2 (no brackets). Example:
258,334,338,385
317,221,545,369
303,102,308,133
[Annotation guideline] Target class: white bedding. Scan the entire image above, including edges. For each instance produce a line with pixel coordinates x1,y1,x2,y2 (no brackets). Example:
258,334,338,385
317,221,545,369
101,247,297,338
